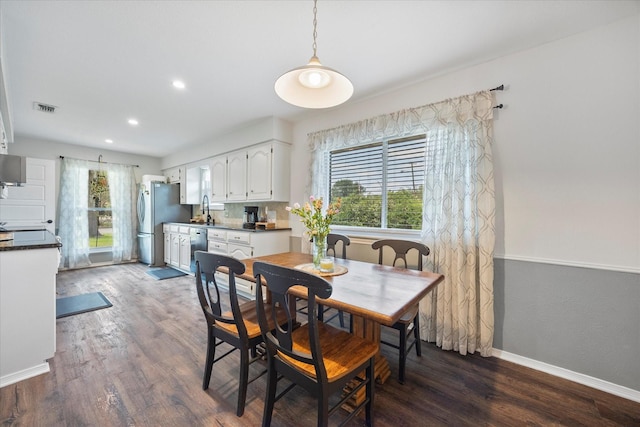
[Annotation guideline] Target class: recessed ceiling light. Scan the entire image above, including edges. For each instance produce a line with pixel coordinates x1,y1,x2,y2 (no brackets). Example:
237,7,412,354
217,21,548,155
105,139,113,144
172,80,186,89
128,118,139,126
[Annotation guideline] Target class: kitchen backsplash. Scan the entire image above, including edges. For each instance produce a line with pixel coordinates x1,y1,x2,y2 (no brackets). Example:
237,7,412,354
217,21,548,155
209,202,291,228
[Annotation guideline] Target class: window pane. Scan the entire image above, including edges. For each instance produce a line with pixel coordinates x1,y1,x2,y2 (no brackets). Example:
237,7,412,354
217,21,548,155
330,143,383,227
88,170,112,248
386,136,426,230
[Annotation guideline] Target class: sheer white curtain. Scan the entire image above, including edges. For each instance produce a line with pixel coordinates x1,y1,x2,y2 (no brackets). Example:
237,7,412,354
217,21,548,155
419,93,495,357
58,158,91,269
106,163,137,263
308,91,496,356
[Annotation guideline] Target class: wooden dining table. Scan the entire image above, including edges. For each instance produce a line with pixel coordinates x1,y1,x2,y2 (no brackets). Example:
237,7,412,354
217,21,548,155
236,251,445,388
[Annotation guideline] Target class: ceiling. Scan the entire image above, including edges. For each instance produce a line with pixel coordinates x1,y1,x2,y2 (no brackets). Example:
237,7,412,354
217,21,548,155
1,1,637,158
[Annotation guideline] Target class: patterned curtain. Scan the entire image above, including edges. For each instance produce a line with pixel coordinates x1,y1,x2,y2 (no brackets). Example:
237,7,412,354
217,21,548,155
58,158,91,269
309,91,496,356
419,93,495,357
106,163,137,263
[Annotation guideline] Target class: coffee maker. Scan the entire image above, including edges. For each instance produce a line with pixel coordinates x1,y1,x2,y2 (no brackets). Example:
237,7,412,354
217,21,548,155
243,206,259,229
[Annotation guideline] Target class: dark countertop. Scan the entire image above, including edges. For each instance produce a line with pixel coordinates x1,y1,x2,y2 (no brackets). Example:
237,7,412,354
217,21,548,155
166,222,291,232
0,230,62,252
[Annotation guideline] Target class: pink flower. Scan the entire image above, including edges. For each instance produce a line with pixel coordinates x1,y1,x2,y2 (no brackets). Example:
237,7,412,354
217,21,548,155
285,206,292,211
309,196,315,202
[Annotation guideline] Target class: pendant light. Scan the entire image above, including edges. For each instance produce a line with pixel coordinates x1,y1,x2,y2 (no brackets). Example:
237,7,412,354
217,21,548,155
275,0,353,109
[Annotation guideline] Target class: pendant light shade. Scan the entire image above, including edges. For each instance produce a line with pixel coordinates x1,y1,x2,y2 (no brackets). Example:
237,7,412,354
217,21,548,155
275,0,353,109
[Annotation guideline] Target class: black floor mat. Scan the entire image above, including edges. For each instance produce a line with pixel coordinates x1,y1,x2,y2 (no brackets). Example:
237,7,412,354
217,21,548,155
56,292,112,319
145,267,187,280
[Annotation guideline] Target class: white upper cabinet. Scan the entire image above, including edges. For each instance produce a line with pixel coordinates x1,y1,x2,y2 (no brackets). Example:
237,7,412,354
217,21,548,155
179,140,290,204
247,144,271,200
185,161,210,205
227,150,247,201
247,142,290,201
164,166,183,184
210,156,227,202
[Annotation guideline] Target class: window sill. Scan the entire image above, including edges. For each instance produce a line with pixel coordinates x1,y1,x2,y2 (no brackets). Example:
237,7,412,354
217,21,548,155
89,247,113,254
330,225,422,241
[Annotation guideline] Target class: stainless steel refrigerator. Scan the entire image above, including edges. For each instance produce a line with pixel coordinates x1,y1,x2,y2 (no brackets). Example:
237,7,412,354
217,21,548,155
137,182,191,266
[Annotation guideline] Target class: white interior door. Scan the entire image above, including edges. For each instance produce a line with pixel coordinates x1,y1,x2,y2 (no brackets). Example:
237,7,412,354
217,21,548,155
0,158,56,233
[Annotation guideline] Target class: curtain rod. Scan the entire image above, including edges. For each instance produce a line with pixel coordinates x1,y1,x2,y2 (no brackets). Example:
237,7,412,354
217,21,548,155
59,155,140,168
490,84,504,109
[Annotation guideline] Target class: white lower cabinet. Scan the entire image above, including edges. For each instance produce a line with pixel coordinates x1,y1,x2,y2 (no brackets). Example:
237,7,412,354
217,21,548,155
164,225,191,271
179,230,191,272
228,243,252,260
170,232,180,267
206,228,290,299
163,226,171,264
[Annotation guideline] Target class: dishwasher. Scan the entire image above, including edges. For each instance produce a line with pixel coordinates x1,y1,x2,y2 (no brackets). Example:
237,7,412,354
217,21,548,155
189,227,208,273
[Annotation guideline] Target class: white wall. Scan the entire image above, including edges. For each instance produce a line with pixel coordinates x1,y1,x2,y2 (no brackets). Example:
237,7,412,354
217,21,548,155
290,14,640,273
8,135,163,184
7,136,163,216
160,116,293,170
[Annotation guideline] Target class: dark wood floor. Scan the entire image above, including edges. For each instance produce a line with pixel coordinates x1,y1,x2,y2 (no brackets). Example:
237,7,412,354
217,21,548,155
1,263,639,426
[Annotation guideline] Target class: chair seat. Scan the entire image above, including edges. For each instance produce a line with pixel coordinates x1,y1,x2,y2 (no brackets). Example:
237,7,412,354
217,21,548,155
280,322,378,382
396,304,419,324
216,301,288,339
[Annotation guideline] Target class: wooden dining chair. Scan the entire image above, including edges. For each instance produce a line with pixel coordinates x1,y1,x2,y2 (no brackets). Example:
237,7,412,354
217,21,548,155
318,233,350,328
297,233,351,328
194,251,287,416
254,261,377,427
326,233,350,259
371,239,430,384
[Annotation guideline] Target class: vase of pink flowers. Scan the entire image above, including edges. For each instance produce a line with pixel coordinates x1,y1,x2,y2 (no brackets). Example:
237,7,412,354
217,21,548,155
286,196,342,269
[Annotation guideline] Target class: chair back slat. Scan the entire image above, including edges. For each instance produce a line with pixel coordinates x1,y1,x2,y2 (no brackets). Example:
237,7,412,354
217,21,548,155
254,261,332,380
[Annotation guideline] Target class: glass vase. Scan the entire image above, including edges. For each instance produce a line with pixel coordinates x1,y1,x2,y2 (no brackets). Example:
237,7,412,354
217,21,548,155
312,235,327,270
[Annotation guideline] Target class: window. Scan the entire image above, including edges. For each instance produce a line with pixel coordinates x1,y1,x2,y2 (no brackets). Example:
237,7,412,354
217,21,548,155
329,134,426,230
88,170,112,248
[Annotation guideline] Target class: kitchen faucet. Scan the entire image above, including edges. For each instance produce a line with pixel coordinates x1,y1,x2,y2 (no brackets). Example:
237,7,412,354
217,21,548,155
202,194,212,224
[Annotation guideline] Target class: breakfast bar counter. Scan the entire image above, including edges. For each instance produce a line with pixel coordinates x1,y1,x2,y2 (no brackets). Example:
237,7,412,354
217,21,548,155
0,230,61,387
0,229,61,251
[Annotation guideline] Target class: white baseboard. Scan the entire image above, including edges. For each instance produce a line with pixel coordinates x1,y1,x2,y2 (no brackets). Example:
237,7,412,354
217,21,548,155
492,349,640,403
0,362,50,388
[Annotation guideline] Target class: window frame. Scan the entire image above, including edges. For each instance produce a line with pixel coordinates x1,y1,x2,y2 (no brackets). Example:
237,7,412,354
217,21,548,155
326,134,427,239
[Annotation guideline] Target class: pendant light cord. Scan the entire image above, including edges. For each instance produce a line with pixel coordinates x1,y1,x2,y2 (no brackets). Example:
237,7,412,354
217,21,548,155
312,0,318,57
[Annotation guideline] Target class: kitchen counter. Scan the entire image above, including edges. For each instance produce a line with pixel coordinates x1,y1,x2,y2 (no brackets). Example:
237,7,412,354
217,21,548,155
0,230,62,251
167,222,291,232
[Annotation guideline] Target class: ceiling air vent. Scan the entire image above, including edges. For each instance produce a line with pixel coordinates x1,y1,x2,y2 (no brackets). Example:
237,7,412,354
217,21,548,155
33,102,57,113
